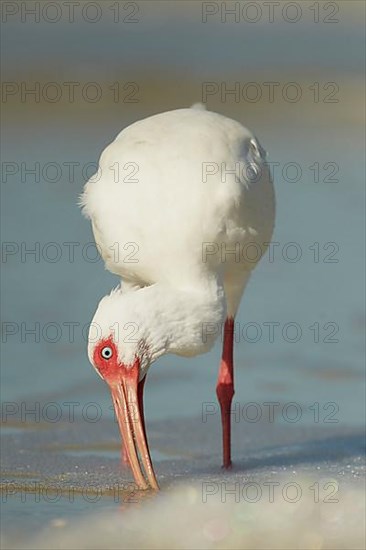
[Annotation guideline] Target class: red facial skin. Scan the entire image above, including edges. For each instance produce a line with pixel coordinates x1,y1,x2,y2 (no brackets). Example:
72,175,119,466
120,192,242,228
93,336,122,383
93,336,140,390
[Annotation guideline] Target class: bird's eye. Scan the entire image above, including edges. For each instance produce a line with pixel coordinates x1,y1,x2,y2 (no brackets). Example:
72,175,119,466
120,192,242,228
101,346,113,360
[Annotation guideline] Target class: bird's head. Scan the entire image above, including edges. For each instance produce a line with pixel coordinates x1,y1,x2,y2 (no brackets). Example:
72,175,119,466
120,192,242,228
87,289,152,382
87,288,159,489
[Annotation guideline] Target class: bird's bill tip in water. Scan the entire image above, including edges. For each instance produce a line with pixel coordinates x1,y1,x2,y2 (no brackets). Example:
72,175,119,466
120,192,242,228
92,339,158,490
109,362,159,491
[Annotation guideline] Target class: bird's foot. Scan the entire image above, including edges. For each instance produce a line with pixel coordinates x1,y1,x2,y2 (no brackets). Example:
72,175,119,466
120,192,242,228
221,461,233,470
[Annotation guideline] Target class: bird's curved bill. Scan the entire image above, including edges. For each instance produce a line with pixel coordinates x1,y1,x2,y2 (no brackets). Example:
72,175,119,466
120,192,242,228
110,367,158,491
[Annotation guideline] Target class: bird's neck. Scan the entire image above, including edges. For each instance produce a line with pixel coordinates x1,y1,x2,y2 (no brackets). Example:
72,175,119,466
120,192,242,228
131,279,226,365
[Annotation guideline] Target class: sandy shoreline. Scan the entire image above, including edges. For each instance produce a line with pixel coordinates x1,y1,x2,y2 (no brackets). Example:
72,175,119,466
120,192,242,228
2,412,365,548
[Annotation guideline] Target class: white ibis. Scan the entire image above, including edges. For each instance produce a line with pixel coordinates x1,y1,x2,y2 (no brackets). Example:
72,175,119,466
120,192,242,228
81,105,275,490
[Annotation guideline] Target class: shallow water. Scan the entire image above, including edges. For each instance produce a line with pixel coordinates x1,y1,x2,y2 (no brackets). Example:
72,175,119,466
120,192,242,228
1,417,365,547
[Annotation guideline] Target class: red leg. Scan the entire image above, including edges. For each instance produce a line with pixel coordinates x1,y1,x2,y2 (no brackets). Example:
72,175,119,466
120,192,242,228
121,376,146,465
137,375,154,466
216,317,235,469
137,375,147,438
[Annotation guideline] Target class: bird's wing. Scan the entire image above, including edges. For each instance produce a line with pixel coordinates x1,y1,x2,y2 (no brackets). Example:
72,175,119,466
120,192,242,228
81,108,274,287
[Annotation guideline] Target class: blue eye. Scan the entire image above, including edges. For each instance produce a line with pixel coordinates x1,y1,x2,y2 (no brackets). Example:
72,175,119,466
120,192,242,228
101,346,113,359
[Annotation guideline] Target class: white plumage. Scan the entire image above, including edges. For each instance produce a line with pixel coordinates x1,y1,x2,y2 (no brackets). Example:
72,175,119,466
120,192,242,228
81,105,275,489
